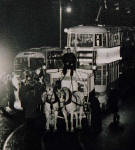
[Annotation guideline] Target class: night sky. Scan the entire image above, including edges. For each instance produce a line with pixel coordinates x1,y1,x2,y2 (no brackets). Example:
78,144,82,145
0,0,135,51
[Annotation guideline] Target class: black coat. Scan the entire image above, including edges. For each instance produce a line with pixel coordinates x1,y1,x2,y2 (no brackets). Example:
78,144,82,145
90,96,101,115
62,53,77,70
108,89,119,113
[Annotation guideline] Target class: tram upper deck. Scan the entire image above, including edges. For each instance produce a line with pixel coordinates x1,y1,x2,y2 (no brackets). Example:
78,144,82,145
64,25,123,95
65,25,121,48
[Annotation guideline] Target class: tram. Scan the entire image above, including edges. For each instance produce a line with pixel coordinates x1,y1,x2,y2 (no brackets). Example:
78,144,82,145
14,51,45,77
12,48,63,110
12,51,46,110
64,25,122,108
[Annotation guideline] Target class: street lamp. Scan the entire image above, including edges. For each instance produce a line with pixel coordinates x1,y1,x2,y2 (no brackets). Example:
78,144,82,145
66,6,72,13
59,0,62,49
59,0,71,49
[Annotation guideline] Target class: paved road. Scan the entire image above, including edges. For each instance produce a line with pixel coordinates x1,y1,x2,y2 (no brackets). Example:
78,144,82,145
78,98,135,150
41,96,135,150
0,110,23,150
4,95,135,150
0,93,24,150
1,75,135,150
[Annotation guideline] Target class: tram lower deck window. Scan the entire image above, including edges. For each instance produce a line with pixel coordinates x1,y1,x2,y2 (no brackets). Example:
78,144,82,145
30,58,44,70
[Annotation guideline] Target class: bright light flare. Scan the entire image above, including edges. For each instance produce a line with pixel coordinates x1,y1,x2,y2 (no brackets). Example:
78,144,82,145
66,6,72,13
0,45,13,74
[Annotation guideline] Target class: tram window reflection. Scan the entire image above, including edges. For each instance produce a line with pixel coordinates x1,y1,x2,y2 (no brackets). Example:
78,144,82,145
47,51,63,69
77,34,93,47
71,33,75,47
15,58,28,70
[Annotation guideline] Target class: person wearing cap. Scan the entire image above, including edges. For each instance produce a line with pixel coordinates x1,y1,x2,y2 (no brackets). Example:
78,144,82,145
62,48,77,76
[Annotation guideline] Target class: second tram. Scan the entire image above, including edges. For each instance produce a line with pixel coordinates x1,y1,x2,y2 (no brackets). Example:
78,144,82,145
12,51,46,110
14,51,45,77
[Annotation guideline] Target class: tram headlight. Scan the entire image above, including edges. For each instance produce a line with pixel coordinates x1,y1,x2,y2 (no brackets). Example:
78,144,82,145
64,28,68,33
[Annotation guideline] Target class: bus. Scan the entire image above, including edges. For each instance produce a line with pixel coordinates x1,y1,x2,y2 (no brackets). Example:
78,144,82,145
14,51,45,77
12,51,45,110
12,48,63,110
64,25,123,108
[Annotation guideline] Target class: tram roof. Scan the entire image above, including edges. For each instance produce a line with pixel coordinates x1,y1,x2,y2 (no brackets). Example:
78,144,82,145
29,47,62,52
66,25,108,34
15,51,45,58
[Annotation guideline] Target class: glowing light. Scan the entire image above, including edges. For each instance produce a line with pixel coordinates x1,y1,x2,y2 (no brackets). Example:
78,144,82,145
0,44,12,74
64,28,68,33
66,7,72,13
126,10,131,14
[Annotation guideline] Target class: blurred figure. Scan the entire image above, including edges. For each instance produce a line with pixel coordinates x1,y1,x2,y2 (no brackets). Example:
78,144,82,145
108,88,120,124
89,90,102,132
35,64,47,89
6,74,17,110
39,63,46,78
19,77,44,150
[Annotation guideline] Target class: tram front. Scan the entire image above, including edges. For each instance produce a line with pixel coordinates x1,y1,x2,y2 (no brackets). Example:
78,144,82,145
64,25,122,110
12,51,45,110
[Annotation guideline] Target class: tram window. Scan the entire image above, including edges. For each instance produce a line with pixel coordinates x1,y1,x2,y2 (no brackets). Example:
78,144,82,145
15,58,28,68
95,79,101,85
15,65,23,70
95,69,101,85
95,34,102,46
103,65,107,85
103,34,106,47
103,65,107,74
77,34,93,47
103,76,106,85
15,58,22,64
113,33,119,46
97,66,101,69
96,70,101,76
30,58,44,70
71,33,75,47
47,51,63,69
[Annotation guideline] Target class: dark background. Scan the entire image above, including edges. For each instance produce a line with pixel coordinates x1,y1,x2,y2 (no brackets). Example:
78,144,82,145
0,0,135,50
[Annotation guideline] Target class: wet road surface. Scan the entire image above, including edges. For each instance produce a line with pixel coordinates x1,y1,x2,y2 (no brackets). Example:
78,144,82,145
41,96,135,150
0,110,24,150
3,95,134,150
1,76,135,150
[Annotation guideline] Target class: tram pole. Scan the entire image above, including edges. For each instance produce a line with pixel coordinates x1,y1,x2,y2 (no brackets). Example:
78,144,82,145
59,0,62,49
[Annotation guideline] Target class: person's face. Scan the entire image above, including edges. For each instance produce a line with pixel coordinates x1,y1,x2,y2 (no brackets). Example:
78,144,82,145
66,48,71,53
